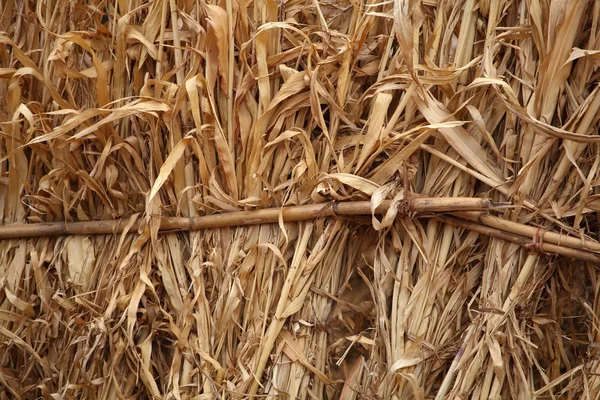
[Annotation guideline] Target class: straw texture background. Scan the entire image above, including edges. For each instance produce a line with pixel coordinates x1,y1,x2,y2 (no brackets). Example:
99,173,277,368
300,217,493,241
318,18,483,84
2,0,600,398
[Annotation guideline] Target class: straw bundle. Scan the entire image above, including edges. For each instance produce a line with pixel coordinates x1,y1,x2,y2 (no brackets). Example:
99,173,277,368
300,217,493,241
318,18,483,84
1,0,600,398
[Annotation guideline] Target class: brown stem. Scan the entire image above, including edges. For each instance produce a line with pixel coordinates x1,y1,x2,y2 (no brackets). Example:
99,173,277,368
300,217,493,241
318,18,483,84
1,198,599,263
0,198,492,239
454,211,600,253
435,214,600,263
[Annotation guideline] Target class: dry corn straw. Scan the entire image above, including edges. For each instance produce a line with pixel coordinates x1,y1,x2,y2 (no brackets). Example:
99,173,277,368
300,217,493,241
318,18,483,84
2,0,600,398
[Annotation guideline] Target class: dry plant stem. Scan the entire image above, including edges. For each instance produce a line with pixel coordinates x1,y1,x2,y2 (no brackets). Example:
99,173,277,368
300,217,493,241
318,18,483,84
455,211,600,253
247,224,314,396
436,325,476,400
2,200,599,262
0,198,493,239
435,215,600,263
3,202,599,256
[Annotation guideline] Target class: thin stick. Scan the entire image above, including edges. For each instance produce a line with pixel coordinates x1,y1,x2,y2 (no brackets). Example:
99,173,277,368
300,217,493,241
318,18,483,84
0,198,493,239
435,214,600,263
454,211,600,253
2,199,599,263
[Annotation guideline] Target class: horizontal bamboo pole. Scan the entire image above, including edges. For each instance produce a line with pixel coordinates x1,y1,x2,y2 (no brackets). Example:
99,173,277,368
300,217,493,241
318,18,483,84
0,197,598,262
0,198,494,239
454,211,600,254
435,215,600,263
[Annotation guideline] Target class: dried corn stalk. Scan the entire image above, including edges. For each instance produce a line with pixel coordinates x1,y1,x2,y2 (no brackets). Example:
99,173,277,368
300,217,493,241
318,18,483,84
1,0,600,399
